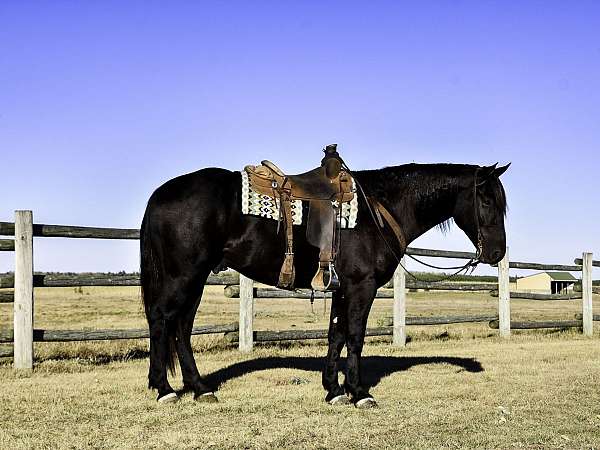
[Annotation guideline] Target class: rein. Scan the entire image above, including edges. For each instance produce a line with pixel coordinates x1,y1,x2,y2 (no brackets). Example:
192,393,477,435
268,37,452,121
341,160,483,283
472,167,484,261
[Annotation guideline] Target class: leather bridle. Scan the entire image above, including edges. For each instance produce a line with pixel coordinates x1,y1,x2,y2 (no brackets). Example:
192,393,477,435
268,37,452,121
472,168,484,262
350,163,485,281
401,169,484,278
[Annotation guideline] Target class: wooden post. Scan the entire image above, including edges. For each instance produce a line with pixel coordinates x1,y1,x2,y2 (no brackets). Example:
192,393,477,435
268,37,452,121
238,274,254,352
582,252,593,337
14,210,34,369
393,258,406,347
498,246,510,338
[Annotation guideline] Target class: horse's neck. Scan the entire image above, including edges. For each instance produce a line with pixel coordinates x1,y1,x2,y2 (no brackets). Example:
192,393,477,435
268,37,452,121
400,191,456,245
360,167,465,246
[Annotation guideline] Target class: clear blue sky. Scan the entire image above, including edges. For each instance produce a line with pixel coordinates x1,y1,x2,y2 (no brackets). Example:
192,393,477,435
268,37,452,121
1,1,599,276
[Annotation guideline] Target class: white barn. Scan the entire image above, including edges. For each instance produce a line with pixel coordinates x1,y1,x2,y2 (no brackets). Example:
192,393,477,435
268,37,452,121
515,271,577,294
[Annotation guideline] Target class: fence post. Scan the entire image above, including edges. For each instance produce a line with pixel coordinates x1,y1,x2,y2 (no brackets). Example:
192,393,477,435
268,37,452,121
239,274,254,352
582,252,593,336
498,246,510,338
393,258,406,347
14,210,34,370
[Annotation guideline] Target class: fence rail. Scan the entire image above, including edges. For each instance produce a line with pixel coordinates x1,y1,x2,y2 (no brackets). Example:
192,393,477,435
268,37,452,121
0,323,238,343
0,222,139,240
574,257,600,268
0,272,238,289
574,313,600,321
232,327,395,343
489,319,583,330
404,247,476,260
223,283,498,300
0,213,596,369
507,261,582,271
490,291,582,301
227,315,500,343
0,239,14,251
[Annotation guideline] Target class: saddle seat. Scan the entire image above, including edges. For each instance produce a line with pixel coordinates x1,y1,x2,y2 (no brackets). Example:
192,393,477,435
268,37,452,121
247,160,354,203
244,144,355,291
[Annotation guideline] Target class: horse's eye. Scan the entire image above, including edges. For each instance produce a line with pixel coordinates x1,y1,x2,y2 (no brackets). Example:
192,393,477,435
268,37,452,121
481,198,491,207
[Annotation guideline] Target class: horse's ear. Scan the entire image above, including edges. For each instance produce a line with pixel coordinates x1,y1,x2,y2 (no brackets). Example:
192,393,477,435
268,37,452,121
494,163,511,177
476,163,498,185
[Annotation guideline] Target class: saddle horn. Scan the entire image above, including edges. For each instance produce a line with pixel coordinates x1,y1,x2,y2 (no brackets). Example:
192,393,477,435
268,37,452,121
322,144,342,179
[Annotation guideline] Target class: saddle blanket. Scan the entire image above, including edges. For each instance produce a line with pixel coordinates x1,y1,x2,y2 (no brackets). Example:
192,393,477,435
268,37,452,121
241,171,358,228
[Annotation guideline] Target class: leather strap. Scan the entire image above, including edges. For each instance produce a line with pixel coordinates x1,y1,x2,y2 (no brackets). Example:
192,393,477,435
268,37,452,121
277,188,295,288
370,198,406,252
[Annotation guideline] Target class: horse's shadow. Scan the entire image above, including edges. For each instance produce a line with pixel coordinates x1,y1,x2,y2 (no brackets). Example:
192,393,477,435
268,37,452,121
204,356,483,389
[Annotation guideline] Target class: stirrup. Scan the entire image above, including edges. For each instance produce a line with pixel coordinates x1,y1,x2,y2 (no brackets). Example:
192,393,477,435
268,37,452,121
311,261,340,292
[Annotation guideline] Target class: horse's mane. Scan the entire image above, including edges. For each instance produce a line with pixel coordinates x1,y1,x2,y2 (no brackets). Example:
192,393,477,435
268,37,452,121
354,163,507,232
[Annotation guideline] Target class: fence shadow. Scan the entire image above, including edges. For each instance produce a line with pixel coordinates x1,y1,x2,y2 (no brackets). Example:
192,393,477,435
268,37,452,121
204,355,484,390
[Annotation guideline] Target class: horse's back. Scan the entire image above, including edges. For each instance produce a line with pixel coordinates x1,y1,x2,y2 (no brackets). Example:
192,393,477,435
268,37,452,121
141,167,241,264
146,167,239,209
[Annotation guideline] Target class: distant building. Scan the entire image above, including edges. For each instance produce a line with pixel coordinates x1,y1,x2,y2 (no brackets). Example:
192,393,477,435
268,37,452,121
516,271,577,294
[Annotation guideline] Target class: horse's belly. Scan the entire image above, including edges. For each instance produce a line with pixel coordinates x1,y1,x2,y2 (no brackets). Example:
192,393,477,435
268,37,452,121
222,217,319,289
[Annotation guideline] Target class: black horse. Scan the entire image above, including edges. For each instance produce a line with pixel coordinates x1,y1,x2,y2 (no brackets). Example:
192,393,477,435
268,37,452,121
140,161,509,406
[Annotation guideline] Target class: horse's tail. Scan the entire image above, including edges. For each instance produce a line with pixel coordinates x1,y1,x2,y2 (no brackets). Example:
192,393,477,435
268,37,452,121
140,211,177,376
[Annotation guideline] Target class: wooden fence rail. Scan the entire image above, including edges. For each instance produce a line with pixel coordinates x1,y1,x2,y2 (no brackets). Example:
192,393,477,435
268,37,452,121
0,272,239,288
237,327,395,342
0,323,238,343
490,291,582,301
404,247,476,260
0,212,596,367
574,313,600,321
574,285,600,294
506,261,582,271
228,315,500,343
489,319,583,330
0,222,139,240
574,257,600,268
0,239,14,251
0,221,481,259
223,283,497,300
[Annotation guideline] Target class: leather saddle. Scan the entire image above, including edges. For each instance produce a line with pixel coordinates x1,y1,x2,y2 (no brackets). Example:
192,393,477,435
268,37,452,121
244,144,355,291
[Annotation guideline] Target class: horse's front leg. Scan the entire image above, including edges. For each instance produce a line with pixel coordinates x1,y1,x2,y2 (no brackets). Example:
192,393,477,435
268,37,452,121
343,279,378,408
322,290,351,405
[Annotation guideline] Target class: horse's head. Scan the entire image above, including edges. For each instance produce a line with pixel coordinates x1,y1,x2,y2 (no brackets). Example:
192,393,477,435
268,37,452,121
454,163,510,265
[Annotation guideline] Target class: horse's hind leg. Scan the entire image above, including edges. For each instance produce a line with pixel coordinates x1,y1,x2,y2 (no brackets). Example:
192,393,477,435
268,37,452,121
147,311,178,402
174,276,218,402
147,275,206,403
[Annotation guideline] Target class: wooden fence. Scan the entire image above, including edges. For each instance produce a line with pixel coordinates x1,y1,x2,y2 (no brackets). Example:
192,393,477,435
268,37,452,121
0,211,597,368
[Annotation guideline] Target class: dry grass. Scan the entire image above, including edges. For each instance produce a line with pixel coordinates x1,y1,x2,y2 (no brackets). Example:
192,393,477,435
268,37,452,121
1,286,600,449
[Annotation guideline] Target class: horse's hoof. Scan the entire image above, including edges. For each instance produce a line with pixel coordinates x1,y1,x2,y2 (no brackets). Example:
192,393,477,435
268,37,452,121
194,392,219,403
355,397,378,409
328,394,351,406
157,392,179,403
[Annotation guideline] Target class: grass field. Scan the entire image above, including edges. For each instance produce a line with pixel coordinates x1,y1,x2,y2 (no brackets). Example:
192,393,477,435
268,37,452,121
1,286,600,449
